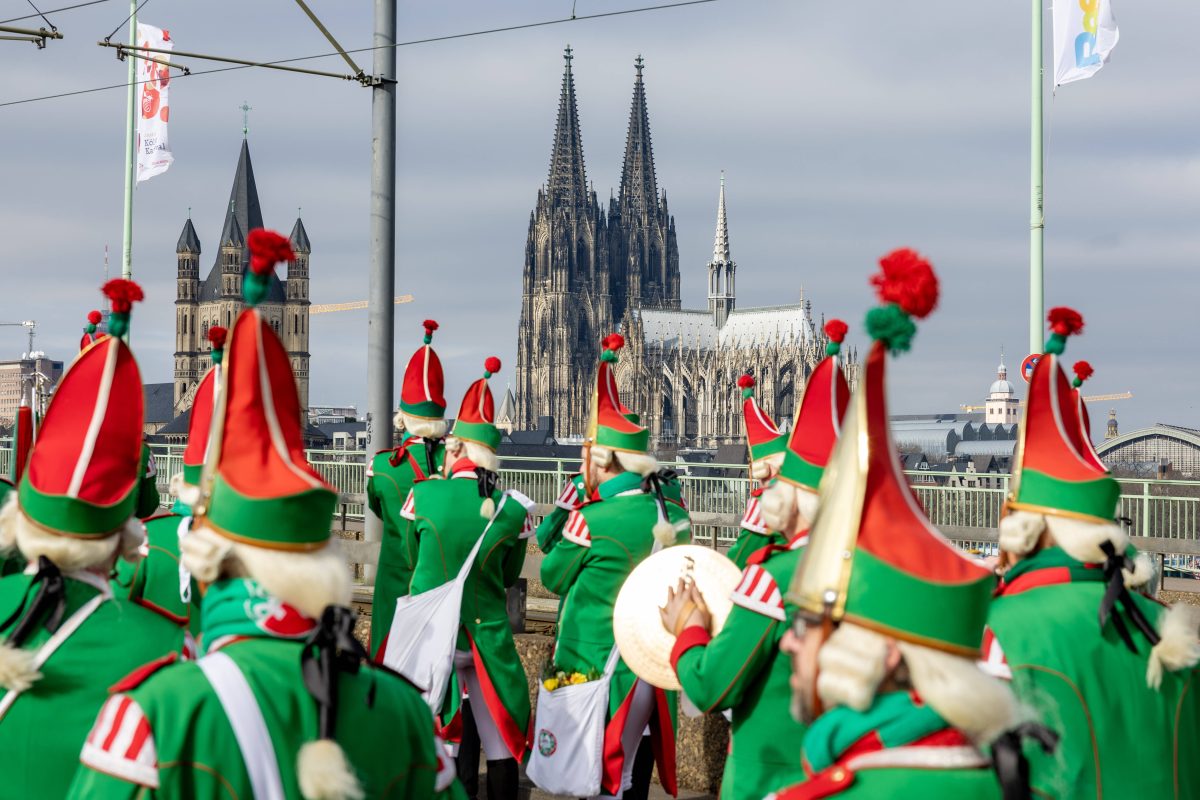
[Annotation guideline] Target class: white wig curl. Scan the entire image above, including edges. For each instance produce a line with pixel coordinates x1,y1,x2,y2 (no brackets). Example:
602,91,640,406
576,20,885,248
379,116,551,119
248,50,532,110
750,451,785,481
0,492,143,572
394,411,448,442
589,445,657,477
444,436,499,474
759,481,819,536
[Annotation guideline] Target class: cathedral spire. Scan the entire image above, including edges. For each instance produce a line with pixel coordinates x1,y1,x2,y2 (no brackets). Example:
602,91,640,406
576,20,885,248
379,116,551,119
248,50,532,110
619,55,659,217
546,46,588,209
713,170,730,263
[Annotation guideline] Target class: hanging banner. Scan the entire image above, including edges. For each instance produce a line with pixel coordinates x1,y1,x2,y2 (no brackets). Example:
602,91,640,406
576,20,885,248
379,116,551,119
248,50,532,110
1053,0,1119,87
135,23,174,183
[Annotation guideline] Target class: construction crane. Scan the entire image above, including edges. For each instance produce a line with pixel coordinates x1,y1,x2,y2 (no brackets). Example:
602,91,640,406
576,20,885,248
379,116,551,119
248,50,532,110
0,320,36,355
310,295,413,315
960,391,1133,412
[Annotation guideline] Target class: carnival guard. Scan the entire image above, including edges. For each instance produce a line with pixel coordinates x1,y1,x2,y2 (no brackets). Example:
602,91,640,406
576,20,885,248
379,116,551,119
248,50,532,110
367,319,449,661
0,281,185,799
770,249,1041,799
725,373,789,568
389,356,533,800
535,333,691,800
985,308,1200,798
659,319,850,800
68,230,462,800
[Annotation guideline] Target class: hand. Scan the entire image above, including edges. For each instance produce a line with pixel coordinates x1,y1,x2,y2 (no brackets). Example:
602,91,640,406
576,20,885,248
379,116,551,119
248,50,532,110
659,578,712,637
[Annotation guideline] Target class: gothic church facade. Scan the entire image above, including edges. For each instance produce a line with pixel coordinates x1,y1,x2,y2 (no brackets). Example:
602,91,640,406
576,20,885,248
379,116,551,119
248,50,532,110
173,139,312,415
516,51,853,448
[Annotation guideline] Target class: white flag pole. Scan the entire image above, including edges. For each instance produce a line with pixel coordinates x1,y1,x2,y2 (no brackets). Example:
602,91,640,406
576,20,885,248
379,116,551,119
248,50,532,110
1029,0,1044,357
121,0,136,285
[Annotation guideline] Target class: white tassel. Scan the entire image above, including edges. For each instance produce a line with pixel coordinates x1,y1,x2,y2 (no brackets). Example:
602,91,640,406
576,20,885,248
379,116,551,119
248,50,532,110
1124,552,1155,590
0,639,41,692
479,497,495,520
653,519,677,547
998,512,1046,555
297,739,365,800
1147,604,1200,690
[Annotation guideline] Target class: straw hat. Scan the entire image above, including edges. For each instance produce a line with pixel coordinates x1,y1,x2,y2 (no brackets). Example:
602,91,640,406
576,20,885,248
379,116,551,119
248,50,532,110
613,545,742,690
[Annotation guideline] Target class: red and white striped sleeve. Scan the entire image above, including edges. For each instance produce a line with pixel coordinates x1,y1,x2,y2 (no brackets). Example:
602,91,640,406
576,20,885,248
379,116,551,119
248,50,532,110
79,694,159,788
730,564,786,621
400,489,416,521
978,626,1012,680
740,497,767,534
562,509,591,548
555,478,583,511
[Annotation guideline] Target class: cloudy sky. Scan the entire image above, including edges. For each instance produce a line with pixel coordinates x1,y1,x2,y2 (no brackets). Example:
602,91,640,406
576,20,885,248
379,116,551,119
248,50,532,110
1,0,1195,433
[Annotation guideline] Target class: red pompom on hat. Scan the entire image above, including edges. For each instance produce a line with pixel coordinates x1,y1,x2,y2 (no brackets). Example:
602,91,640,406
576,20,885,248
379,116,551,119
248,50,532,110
603,333,625,352
824,319,848,343
246,229,294,275
870,248,939,320
1047,306,1084,337
87,310,102,325
208,326,228,350
483,356,501,378
737,374,755,390
102,279,145,314
1073,360,1094,382
423,319,439,332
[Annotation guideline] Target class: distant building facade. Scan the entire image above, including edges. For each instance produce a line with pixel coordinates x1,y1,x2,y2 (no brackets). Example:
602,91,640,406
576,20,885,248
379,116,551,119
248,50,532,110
515,50,848,447
0,355,62,427
1097,423,1200,478
173,138,311,415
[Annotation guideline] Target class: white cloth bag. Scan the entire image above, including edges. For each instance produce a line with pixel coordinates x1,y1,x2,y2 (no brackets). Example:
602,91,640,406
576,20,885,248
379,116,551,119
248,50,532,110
525,645,621,798
381,494,510,712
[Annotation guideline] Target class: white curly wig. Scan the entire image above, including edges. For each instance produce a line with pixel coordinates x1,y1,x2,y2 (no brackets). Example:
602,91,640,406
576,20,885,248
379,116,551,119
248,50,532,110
394,410,448,442
759,480,820,535
588,445,658,477
0,491,144,573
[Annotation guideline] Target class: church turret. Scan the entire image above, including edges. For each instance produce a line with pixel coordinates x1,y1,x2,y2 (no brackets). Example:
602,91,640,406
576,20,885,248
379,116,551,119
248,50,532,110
287,216,311,410
707,173,736,327
1106,408,1119,440
985,351,1021,425
174,217,201,407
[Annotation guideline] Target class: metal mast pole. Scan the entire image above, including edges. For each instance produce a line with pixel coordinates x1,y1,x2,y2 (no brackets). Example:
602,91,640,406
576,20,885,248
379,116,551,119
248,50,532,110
364,0,397,561
121,0,136,283
1029,0,1045,355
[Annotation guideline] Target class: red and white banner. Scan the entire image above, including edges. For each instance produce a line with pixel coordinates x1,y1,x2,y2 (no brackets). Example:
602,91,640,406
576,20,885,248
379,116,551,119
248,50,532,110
135,23,174,183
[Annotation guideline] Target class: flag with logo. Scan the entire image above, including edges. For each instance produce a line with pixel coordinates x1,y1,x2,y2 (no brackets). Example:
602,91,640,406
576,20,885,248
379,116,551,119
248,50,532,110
1053,0,1119,87
135,23,174,182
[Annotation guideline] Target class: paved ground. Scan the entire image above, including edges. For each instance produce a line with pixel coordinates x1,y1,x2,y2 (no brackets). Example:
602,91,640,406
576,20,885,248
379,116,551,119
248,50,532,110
478,777,714,799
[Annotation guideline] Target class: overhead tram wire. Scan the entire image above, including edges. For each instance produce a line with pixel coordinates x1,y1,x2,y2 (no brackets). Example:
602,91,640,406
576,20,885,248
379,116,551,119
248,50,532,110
0,0,719,108
1,0,114,26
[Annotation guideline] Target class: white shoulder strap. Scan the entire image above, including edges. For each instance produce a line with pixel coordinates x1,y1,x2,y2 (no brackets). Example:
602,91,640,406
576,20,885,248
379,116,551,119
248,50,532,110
198,651,286,800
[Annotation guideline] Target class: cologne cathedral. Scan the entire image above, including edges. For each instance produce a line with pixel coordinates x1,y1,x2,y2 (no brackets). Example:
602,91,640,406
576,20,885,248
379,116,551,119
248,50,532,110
514,50,853,448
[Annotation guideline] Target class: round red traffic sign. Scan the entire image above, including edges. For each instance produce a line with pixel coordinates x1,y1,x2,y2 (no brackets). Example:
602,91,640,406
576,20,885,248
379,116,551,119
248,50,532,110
1021,353,1041,383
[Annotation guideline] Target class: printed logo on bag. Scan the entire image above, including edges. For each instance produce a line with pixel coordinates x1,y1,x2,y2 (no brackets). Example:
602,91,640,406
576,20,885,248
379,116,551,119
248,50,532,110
537,729,558,757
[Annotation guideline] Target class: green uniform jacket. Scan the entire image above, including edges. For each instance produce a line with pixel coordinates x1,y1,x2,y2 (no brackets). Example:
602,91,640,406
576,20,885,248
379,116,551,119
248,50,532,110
725,487,789,569
0,570,185,799
135,444,161,519
985,546,1200,799
536,473,588,554
66,635,466,799
405,465,533,760
769,691,1002,800
367,434,445,658
672,535,809,800
112,513,202,638
540,470,691,796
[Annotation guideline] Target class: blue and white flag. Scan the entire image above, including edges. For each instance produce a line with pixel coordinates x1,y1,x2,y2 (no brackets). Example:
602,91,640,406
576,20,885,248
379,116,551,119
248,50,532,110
1053,0,1119,87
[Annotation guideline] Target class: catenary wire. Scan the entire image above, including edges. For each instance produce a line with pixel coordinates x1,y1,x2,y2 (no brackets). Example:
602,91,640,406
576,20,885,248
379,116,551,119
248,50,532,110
0,0,719,109
23,0,57,31
1,0,114,25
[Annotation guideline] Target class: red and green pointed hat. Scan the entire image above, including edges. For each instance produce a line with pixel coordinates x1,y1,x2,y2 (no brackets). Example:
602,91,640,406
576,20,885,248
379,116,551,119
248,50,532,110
589,334,650,455
789,249,994,656
738,375,786,462
1007,310,1119,523
9,396,33,484
399,320,447,420
195,230,335,551
776,319,851,492
180,326,226,487
1070,360,1109,473
17,281,146,536
79,309,103,351
452,357,502,451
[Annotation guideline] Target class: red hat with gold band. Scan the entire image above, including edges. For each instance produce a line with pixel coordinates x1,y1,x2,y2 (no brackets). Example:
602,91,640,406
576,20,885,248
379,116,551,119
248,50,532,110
399,320,446,420
1006,310,1119,523
18,281,145,536
738,375,785,463
589,334,650,455
774,319,851,492
789,249,994,657
194,230,335,551
452,357,502,451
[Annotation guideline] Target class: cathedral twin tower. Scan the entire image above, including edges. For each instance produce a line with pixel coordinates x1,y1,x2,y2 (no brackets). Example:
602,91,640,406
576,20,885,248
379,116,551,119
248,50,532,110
515,50,681,434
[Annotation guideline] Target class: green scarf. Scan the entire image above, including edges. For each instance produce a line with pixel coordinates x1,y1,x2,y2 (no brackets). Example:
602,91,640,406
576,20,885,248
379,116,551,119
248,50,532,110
802,691,953,773
200,577,317,653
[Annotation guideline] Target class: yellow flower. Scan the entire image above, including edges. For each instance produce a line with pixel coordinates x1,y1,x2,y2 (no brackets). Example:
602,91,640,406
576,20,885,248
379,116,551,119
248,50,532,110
570,672,589,685
543,678,559,691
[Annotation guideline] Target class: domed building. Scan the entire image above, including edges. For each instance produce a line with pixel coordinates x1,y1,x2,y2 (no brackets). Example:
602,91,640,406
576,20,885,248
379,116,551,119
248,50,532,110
984,355,1020,426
